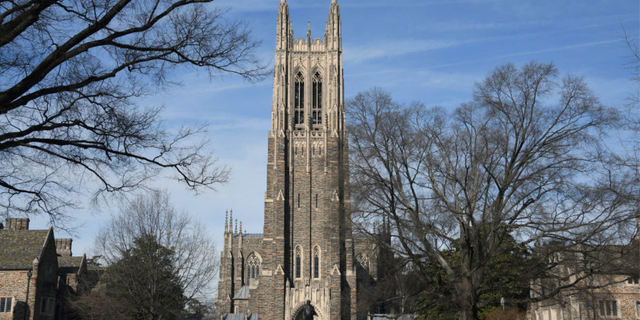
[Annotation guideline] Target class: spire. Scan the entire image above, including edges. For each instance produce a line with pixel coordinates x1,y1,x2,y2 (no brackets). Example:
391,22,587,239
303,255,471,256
325,0,342,50
307,21,311,39
235,219,238,234
276,0,290,51
225,210,229,234
240,221,243,235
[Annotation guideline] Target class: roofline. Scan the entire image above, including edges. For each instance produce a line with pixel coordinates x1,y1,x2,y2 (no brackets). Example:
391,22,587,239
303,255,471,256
78,253,87,276
37,226,55,264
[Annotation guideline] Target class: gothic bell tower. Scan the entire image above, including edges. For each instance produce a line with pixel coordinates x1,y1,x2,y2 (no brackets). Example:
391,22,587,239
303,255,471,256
259,0,356,320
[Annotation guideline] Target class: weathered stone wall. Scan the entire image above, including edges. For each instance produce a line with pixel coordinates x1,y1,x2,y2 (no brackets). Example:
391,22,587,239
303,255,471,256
0,231,58,320
529,274,640,320
215,2,358,320
0,270,31,320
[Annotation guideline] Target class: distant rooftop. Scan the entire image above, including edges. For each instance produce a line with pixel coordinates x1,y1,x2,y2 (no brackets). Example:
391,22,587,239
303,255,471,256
233,233,263,238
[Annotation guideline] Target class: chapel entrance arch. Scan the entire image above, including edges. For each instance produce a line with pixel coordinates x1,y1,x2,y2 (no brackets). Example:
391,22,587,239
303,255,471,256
292,301,323,320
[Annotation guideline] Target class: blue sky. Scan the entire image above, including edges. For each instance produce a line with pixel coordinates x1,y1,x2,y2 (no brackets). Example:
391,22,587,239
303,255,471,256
29,0,638,272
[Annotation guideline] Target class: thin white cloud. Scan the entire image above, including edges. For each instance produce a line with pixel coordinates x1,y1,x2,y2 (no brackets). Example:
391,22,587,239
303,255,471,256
426,39,621,70
344,39,462,63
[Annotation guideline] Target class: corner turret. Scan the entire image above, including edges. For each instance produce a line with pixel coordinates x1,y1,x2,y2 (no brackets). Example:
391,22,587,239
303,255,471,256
276,0,291,51
325,0,341,50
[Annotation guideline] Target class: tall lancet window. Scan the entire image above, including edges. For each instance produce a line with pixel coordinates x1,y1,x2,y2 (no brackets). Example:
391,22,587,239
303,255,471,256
246,253,261,280
295,246,302,278
312,71,323,127
313,246,321,278
294,72,305,129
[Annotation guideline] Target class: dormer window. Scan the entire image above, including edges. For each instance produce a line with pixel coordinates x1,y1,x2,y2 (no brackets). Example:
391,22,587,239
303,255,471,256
312,71,322,127
294,72,305,129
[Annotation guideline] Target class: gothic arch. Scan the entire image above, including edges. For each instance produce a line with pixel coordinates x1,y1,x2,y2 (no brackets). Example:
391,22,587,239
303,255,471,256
246,252,262,280
292,301,324,320
293,70,305,129
312,245,321,279
311,70,323,127
355,252,369,271
310,66,324,76
294,245,303,279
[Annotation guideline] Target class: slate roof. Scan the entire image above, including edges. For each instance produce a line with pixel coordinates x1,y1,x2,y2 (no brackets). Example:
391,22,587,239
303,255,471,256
223,314,258,320
233,233,263,238
371,314,415,320
0,229,50,270
223,314,245,320
58,256,84,275
233,285,250,300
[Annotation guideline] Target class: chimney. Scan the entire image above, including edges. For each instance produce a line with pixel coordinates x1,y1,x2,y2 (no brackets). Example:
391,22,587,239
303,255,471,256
5,218,30,230
55,238,73,256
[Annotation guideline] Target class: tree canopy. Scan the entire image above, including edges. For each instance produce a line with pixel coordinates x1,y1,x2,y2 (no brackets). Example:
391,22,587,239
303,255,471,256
96,190,218,303
348,62,638,320
104,233,185,320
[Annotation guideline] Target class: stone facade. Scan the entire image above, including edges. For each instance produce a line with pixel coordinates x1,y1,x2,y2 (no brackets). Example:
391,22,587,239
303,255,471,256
216,2,382,320
0,218,89,320
0,219,58,320
528,237,640,320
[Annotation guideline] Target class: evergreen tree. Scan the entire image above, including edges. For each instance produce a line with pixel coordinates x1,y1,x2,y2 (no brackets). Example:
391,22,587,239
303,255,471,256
104,234,186,320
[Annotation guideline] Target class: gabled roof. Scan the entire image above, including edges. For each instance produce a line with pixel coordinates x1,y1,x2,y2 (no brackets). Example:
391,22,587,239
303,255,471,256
223,314,258,320
233,285,251,300
58,255,85,275
0,228,51,270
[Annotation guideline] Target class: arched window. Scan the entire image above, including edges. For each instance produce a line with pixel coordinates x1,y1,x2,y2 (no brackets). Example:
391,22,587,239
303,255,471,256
295,246,302,279
356,252,369,271
312,72,322,127
313,246,321,278
294,72,305,129
246,253,261,279
295,246,302,278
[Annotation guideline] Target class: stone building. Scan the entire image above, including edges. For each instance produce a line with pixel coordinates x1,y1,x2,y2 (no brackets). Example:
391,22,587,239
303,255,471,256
0,218,88,320
528,229,640,320
215,2,387,320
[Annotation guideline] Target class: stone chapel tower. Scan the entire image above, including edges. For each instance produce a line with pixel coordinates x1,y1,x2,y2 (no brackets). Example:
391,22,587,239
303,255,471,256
263,0,355,319
217,1,356,320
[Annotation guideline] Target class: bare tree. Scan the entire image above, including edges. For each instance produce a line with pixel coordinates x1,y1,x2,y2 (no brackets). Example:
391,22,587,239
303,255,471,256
0,0,267,222
347,62,638,320
95,190,219,306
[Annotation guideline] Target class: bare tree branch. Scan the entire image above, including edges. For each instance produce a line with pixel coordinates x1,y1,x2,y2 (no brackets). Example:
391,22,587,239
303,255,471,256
0,0,266,221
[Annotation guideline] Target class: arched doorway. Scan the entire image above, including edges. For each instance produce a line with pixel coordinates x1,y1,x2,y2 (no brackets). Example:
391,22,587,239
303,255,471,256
292,302,323,320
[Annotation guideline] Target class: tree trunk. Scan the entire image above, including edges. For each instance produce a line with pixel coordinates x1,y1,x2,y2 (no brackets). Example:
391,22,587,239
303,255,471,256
456,277,479,320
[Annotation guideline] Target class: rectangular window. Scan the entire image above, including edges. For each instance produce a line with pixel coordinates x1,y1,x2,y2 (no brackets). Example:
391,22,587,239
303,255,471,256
297,194,300,208
636,301,640,317
40,297,55,316
295,256,301,278
0,297,12,313
315,194,318,208
598,300,617,317
628,277,639,284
